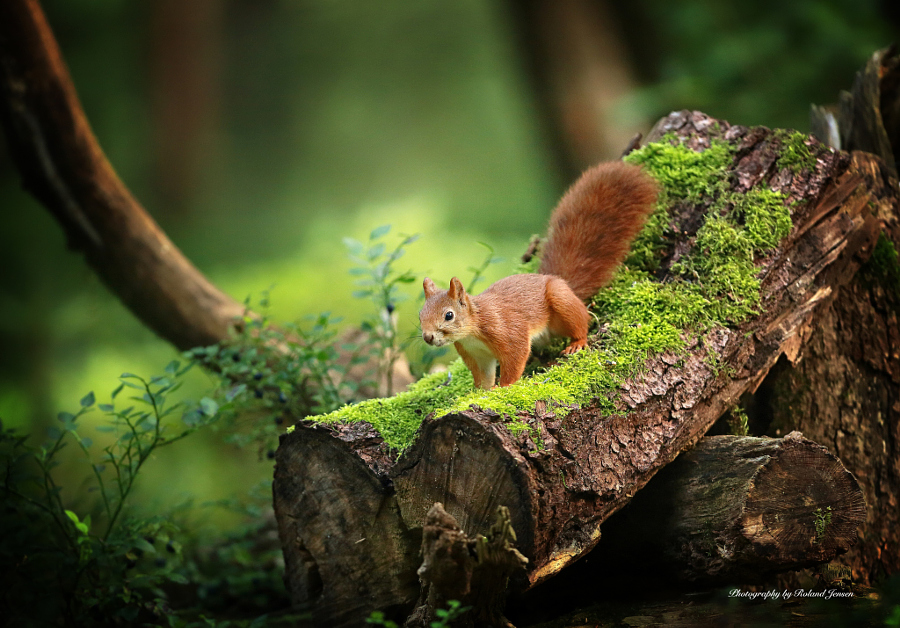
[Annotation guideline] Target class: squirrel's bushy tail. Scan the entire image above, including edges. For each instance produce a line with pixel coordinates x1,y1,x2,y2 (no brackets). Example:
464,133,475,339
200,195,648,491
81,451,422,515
539,161,659,301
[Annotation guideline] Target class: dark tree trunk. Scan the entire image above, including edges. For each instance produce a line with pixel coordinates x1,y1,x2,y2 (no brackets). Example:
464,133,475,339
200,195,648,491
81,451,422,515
767,45,900,586
505,0,645,178
591,433,867,583
757,243,900,585
150,0,223,213
273,111,890,625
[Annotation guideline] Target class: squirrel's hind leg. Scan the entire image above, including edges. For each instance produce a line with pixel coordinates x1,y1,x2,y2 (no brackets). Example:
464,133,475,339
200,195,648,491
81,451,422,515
545,278,590,354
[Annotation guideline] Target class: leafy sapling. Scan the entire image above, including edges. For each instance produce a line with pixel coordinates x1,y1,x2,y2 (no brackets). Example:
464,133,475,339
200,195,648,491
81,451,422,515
345,225,419,395
0,363,221,625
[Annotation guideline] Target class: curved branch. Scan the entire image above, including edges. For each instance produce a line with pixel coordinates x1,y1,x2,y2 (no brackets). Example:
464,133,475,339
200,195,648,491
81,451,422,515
0,0,245,350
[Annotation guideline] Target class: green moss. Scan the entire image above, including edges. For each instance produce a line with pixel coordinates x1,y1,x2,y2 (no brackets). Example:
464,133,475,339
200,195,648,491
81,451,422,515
592,269,710,368
623,139,733,272
774,129,818,174
300,360,474,449
297,133,799,450
625,138,732,204
736,187,794,250
862,231,900,297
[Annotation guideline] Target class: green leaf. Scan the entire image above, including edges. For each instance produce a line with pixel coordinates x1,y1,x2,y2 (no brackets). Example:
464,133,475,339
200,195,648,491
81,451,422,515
369,224,391,240
111,383,125,399
226,384,247,402
120,372,139,379
199,397,218,417
80,437,93,449
133,537,156,554
343,237,364,256
167,573,188,585
57,411,75,423
98,403,114,412
95,425,116,433
80,391,95,408
165,360,180,374
352,290,373,299
65,510,89,535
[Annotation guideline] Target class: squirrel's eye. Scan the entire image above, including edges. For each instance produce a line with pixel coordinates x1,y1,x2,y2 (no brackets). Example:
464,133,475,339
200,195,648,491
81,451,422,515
444,311,454,322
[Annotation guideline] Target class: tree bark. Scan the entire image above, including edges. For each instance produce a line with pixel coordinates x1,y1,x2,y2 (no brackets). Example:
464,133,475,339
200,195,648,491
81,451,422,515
273,111,890,625
404,503,527,628
588,432,866,583
767,44,900,586
0,0,245,351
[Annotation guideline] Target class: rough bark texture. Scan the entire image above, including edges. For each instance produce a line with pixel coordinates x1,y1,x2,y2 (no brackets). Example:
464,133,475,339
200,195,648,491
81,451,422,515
767,44,900,586
590,433,866,583
760,271,900,586
273,110,889,625
0,0,245,351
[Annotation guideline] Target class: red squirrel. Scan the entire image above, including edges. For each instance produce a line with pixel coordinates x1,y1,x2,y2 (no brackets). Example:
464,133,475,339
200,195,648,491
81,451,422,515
419,161,659,389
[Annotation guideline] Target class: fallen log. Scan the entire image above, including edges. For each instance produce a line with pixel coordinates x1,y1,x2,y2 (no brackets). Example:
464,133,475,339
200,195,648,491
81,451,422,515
584,432,867,583
274,110,888,625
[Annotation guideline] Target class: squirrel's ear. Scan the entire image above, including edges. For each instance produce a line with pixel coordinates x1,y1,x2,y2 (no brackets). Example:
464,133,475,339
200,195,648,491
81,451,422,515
448,277,466,302
423,277,437,298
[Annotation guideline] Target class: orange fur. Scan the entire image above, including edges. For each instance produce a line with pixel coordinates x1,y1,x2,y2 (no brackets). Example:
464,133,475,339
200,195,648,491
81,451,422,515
419,161,658,388
540,161,659,300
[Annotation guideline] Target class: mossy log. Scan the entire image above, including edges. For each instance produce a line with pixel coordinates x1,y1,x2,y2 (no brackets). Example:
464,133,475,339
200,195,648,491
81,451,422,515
273,110,889,626
586,432,866,583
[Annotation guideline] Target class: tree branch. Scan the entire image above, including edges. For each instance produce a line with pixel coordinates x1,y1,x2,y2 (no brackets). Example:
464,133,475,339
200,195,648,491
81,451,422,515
0,0,245,351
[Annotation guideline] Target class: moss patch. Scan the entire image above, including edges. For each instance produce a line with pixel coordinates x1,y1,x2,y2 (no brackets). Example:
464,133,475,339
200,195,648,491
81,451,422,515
298,133,799,451
862,231,900,297
774,129,819,174
300,360,474,449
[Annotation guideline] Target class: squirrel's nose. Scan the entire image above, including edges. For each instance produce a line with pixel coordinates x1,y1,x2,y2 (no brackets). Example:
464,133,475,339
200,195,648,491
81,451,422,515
423,332,434,344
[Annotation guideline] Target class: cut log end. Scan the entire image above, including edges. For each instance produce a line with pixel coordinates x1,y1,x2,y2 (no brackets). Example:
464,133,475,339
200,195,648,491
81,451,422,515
739,432,867,565
393,412,537,560
273,424,419,627
588,433,866,584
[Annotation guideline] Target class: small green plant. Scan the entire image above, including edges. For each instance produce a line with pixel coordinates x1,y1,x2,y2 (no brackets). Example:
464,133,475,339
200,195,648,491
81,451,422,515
366,600,470,628
0,364,220,626
466,241,504,292
431,600,471,627
345,225,420,396
814,506,833,544
365,610,399,628
727,406,750,436
190,290,370,454
887,604,900,627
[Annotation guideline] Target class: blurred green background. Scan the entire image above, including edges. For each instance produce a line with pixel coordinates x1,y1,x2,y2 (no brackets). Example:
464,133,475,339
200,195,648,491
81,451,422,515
0,0,895,522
